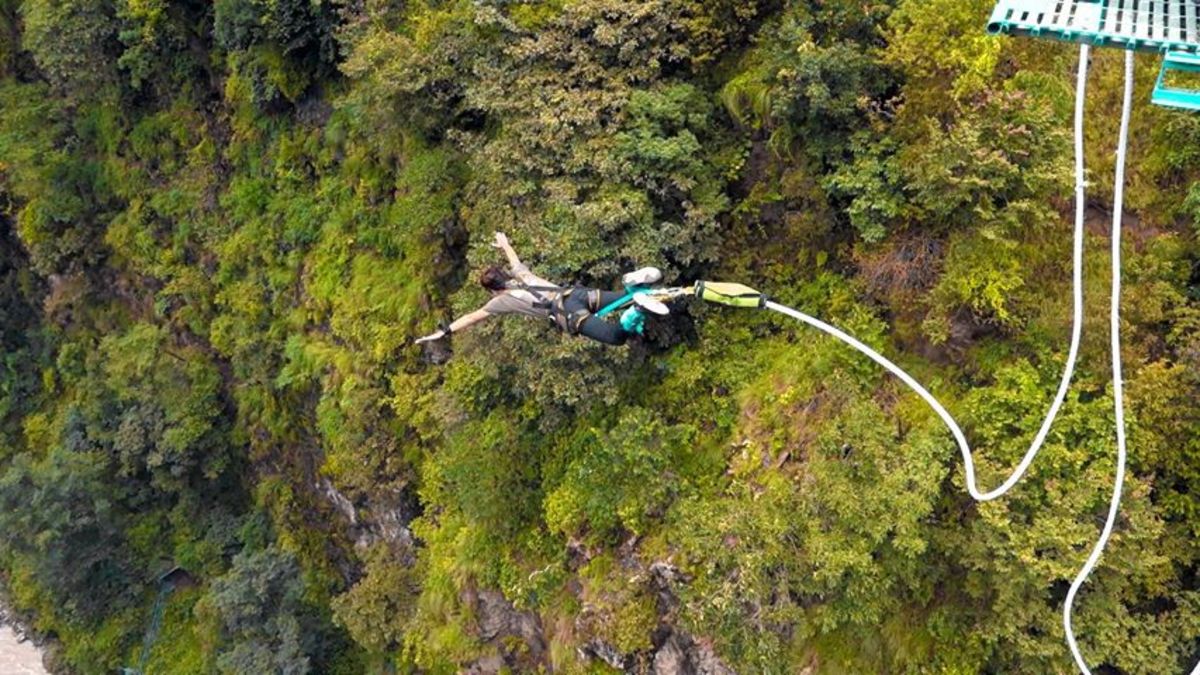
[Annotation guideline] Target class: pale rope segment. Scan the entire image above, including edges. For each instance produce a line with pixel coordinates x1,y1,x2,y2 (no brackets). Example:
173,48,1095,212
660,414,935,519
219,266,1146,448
1064,48,1131,674
765,44,1090,503
764,44,1150,672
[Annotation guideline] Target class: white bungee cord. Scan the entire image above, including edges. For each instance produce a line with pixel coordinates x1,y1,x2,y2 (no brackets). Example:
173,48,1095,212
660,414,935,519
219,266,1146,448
768,43,1089,503
1064,47,1133,674
767,44,1152,672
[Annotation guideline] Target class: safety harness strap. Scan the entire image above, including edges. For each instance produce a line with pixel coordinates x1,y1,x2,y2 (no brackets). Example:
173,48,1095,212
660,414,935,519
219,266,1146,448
511,281,564,312
546,288,575,333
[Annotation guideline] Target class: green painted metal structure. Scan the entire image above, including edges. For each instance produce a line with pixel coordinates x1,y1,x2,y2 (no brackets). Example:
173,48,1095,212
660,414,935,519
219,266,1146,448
987,0,1200,52
986,0,1200,108
1152,49,1200,108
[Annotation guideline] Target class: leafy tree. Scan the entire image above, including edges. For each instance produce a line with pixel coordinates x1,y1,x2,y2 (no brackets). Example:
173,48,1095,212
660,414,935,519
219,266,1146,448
723,3,898,166
66,323,235,502
197,547,315,674
115,0,213,95
545,407,696,541
214,0,341,106
3,0,1200,672
214,0,338,61
20,0,120,96
0,447,140,624
0,0,26,79
0,218,43,443
330,544,419,655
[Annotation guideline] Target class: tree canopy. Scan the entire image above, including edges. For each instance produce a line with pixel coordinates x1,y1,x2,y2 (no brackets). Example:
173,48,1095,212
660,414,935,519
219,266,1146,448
1,0,1199,672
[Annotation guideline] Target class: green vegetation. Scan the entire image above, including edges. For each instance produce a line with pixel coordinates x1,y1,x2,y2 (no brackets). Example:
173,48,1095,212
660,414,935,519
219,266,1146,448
1,0,1199,672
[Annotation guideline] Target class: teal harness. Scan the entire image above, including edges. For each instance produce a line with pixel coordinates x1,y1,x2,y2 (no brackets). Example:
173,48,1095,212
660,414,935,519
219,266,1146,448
594,285,648,317
594,285,653,335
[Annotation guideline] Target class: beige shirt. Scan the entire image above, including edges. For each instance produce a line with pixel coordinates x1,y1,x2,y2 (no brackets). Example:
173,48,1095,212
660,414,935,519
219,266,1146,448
481,263,561,319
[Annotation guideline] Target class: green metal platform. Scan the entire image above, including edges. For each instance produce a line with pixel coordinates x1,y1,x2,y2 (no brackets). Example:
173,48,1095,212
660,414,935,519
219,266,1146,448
988,0,1200,109
987,0,1200,53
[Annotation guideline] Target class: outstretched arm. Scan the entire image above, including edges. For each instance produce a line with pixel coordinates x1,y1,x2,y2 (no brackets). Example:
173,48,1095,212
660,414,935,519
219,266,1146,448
414,309,492,344
491,231,553,287
491,231,523,271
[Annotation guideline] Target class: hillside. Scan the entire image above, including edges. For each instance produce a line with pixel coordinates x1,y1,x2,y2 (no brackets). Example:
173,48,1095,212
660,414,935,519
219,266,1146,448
1,0,1200,672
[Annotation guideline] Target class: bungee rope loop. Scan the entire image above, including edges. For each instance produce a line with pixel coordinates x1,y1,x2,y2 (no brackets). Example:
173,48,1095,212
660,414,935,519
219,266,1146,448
763,44,1090,502
750,45,1146,673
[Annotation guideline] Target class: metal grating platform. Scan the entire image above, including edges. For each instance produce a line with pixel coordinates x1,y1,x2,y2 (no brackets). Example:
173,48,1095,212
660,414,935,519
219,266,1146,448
987,0,1200,53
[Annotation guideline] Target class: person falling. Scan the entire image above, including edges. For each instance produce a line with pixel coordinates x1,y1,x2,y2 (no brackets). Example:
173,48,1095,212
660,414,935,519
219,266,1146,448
414,232,668,346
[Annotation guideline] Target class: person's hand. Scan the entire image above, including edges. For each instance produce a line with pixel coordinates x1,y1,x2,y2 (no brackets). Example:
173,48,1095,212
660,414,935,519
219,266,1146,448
414,330,446,345
491,231,510,250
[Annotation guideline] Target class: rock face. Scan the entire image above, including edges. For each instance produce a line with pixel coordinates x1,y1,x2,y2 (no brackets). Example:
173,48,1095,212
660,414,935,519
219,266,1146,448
473,588,545,650
314,477,416,551
574,628,736,675
653,637,688,674
460,587,548,673
651,631,735,675
429,543,737,675
1,596,69,675
580,640,627,670
569,554,737,675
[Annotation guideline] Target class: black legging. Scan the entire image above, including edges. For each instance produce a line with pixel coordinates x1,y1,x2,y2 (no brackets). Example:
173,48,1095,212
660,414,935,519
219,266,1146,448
562,288,631,346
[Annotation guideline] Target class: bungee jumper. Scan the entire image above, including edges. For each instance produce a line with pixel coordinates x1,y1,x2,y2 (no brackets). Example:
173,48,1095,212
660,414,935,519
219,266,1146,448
415,232,672,347
414,232,767,348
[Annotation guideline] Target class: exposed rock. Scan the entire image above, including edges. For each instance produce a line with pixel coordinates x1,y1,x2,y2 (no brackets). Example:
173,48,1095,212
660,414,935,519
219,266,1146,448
563,548,732,675
295,93,333,128
314,478,416,552
462,653,505,674
579,639,627,670
652,635,687,674
0,596,58,674
617,534,643,570
40,641,68,675
566,537,591,571
363,500,415,550
461,587,547,671
647,560,691,619
314,477,356,526
689,636,736,675
475,589,543,648
573,628,736,675
652,631,735,675
0,599,39,650
648,561,684,585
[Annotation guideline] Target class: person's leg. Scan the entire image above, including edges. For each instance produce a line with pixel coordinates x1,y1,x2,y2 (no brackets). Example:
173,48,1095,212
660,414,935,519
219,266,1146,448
579,288,630,313
562,291,630,345
596,289,628,306
576,314,629,346
586,288,667,315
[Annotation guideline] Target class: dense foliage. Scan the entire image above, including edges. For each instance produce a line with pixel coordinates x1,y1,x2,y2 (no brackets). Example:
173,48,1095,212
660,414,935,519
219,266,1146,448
1,0,1200,672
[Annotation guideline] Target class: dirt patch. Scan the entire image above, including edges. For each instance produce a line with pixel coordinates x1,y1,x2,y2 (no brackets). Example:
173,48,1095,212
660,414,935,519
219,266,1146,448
1085,205,1159,249
854,232,945,304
